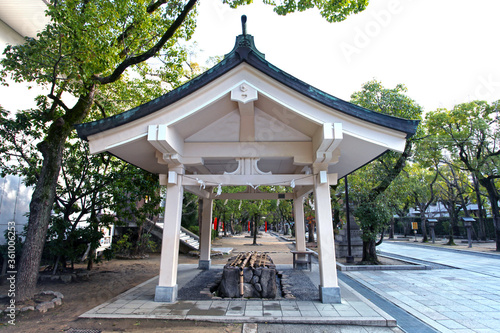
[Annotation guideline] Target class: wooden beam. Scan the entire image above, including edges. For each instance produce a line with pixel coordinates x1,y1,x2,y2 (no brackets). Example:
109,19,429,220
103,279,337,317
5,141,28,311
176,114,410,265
183,141,312,161
239,101,255,142
182,174,315,187
148,124,184,155
210,192,295,200
313,123,342,163
294,186,314,199
184,185,211,199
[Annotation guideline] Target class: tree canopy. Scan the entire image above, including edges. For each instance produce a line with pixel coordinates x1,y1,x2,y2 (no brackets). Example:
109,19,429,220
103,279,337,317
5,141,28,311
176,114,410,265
425,101,500,250
348,80,423,263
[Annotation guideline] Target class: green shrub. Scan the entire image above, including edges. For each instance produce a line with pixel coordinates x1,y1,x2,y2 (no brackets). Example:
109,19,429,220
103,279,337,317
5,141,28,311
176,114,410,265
187,225,199,236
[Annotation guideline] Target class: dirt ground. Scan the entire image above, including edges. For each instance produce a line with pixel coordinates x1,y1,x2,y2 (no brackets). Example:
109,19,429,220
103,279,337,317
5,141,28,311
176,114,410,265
0,233,293,333
0,253,244,333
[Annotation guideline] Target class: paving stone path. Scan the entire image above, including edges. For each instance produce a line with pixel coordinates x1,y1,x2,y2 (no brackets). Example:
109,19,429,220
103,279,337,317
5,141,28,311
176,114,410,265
345,241,500,333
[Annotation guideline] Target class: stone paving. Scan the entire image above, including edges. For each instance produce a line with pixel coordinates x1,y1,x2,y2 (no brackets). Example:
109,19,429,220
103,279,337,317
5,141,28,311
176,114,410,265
344,241,500,333
80,264,396,327
80,233,397,329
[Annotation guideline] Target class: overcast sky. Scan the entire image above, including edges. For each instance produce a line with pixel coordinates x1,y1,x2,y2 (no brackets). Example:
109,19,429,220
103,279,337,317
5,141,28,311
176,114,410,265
2,1,499,113
191,0,500,113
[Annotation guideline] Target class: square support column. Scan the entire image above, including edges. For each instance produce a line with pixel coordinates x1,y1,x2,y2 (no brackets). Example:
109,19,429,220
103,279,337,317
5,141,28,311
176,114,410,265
293,196,309,269
313,174,341,303
293,196,310,269
199,197,213,270
293,197,306,252
155,169,184,303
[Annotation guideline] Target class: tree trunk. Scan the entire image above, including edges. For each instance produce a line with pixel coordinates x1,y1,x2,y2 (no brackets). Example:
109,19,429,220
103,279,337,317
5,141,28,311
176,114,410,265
135,223,144,255
447,210,456,245
223,211,227,237
478,178,500,251
389,216,395,239
15,89,96,302
419,207,428,242
472,175,487,241
87,212,99,271
361,239,380,264
403,219,408,237
15,124,66,302
252,215,258,245
308,220,315,243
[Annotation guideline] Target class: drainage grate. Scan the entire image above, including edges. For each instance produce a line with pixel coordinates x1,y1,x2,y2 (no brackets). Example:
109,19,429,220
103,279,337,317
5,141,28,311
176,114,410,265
66,329,102,333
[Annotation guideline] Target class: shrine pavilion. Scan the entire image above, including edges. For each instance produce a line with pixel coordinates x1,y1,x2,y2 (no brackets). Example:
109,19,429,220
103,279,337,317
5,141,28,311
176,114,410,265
76,17,418,304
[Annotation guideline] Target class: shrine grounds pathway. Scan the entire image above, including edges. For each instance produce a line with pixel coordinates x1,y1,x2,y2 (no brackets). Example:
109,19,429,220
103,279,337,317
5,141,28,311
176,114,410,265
345,240,500,333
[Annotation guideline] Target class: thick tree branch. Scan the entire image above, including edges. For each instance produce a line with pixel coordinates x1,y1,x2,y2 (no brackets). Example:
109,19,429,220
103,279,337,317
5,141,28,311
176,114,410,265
369,140,412,202
48,93,71,114
93,0,197,85
147,0,168,13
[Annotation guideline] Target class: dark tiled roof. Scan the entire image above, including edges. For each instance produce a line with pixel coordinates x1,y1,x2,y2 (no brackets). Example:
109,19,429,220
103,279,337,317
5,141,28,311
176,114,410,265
76,34,419,140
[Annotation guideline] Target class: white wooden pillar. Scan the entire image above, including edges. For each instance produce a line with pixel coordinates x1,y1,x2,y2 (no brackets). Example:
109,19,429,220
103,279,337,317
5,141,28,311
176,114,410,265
293,196,306,252
155,168,184,303
198,196,213,270
313,171,341,303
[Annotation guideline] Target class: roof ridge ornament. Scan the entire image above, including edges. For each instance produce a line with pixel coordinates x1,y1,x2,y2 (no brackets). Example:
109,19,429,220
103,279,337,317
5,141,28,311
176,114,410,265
224,15,265,60
242,15,247,36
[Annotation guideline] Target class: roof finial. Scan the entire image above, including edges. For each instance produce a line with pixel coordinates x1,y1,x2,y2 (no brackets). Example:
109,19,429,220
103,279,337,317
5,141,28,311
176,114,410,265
241,15,247,35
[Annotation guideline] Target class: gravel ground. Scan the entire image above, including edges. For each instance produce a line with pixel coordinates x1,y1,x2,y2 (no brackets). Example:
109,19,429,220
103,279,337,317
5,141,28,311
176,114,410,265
177,268,318,301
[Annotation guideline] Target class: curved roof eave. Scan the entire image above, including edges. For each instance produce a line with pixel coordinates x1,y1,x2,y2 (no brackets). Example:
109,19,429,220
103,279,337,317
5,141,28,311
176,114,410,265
76,34,419,141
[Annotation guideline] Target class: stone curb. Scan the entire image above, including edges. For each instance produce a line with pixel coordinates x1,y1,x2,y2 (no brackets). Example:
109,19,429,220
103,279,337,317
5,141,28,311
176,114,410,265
272,232,434,271
79,312,394,326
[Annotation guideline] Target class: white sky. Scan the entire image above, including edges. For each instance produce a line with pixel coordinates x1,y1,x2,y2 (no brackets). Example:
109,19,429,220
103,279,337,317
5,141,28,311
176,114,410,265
191,0,500,113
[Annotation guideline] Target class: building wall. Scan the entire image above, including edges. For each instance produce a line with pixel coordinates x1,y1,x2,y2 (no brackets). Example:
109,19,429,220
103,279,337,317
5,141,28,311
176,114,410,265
0,18,42,244
0,176,32,244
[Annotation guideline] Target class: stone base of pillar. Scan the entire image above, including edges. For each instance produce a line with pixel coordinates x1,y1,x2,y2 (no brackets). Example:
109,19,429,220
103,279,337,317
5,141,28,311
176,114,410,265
319,286,341,304
198,259,211,270
155,285,178,303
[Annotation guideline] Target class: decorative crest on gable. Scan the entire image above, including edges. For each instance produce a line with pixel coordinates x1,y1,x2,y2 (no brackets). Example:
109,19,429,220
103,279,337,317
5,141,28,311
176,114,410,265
224,158,271,176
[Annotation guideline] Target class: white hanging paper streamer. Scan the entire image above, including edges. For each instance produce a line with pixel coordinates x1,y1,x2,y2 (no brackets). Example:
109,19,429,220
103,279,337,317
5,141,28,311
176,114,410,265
216,183,222,196
290,179,295,188
196,178,206,190
277,199,280,207
224,199,228,205
238,200,242,210
309,199,315,210
259,201,262,209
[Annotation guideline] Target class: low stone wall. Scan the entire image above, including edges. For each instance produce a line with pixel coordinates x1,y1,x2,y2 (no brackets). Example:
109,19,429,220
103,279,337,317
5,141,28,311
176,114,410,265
38,270,90,283
0,290,63,313
218,266,277,298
